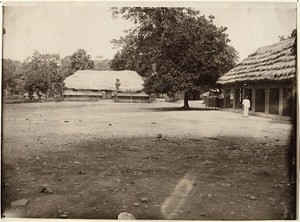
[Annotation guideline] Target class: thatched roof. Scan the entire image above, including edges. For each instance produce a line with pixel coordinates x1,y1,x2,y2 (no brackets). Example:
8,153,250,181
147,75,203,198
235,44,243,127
64,70,144,92
217,38,296,85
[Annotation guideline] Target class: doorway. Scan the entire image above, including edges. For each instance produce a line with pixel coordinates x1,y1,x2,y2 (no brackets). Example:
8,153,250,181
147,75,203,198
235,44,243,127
269,88,279,115
255,88,265,112
283,88,294,116
234,88,242,109
244,88,252,110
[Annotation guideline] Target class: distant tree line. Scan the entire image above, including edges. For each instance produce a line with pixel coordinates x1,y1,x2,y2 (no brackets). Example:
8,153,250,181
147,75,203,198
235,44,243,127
3,49,111,99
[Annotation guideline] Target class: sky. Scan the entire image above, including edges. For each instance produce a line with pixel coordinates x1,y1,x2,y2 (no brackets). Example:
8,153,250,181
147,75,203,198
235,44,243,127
2,2,297,62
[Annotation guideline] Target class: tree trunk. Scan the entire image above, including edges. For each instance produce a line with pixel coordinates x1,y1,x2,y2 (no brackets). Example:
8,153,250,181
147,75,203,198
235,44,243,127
182,91,190,109
60,88,63,99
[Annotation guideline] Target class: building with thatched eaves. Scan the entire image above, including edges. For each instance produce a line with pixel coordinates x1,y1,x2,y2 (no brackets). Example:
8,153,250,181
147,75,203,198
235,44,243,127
217,38,296,116
63,70,150,101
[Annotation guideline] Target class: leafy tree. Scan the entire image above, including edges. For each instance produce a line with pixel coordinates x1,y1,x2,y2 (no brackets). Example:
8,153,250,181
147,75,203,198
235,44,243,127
115,78,121,90
109,50,135,71
2,58,23,94
111,7,238,109
94,56,111,70
61,56,72,78
109,31,142,71
22,51,62,98
69,49,94,75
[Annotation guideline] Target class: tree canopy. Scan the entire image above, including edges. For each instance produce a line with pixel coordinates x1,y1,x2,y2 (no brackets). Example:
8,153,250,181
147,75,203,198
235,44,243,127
3,58,23,94
94,56,111,71
22,51,63,98
3,49,97,99
69,49,94,75
110,7,238,108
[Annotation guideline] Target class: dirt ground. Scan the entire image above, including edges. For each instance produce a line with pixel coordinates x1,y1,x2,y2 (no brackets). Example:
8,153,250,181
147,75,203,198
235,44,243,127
2,100,295,219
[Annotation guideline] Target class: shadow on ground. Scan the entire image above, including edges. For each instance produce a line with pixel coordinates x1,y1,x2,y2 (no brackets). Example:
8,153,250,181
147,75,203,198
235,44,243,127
2,136,294,220
143,107,219,112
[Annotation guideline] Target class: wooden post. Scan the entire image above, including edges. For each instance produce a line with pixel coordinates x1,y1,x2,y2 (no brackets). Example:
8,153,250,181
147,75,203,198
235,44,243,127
223,88,228,108
265,87,270,114
252,88,256,112
234,88,241,109
279,87,284,116
232,88,236,109
242,88,245,100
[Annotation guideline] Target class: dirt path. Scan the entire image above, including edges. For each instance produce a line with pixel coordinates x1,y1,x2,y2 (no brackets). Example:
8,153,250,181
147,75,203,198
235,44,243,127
2,100,295,219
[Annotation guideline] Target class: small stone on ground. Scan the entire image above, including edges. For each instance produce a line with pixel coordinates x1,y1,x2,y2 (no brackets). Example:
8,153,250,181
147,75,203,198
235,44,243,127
39,184,53,194
118,212,135,220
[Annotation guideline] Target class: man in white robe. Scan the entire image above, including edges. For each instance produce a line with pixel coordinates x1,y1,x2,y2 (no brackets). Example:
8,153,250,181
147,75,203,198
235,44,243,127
242,96,251,117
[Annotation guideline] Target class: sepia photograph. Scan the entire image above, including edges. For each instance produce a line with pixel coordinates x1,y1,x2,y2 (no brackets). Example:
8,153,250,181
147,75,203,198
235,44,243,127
1,1,297,220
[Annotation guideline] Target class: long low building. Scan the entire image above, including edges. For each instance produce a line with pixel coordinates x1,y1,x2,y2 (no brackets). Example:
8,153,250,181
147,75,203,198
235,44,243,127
217,38,296,116
63,70,150,101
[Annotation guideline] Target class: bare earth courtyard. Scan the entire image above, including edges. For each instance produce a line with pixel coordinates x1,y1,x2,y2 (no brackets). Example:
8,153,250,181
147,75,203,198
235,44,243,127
2,100,294,219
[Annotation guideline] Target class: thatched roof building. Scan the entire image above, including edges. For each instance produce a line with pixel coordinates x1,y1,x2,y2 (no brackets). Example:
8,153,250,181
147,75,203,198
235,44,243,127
64,70,144,92
217,38,295,85
63,70,150,101
217,38,296,116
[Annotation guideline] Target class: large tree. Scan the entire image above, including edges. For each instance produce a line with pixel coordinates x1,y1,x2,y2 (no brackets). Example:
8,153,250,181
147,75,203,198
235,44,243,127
69,49,94,75
22,51,63,98
109,31,142,71
111,7,238,109
2,58,23,94
61,55,73,78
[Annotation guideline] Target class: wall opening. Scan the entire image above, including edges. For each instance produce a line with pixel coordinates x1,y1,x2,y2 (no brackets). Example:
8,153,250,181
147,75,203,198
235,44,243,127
244,88,252,110
234,88,242,109
269,88,279,115
283,88,294,116
255,88,265,112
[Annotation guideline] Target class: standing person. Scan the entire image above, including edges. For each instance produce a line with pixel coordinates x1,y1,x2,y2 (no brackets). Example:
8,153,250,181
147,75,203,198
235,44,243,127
242,96,251,117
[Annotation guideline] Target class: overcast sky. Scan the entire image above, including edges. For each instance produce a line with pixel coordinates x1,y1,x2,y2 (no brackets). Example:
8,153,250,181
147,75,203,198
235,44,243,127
3,2,296,62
